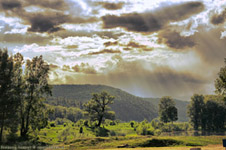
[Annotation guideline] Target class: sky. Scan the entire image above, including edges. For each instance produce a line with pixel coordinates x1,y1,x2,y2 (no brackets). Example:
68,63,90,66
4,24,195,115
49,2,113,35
0,0,226,100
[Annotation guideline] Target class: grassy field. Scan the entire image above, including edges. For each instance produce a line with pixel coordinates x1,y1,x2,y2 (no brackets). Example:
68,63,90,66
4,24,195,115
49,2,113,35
34,123,225,150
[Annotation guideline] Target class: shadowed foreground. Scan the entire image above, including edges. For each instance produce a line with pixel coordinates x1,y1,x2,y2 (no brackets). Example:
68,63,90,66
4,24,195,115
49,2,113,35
89,144,223,150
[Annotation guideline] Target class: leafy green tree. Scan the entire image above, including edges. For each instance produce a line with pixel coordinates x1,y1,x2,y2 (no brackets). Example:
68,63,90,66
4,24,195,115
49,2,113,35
204,98,226,131
0,49,15,143
215,58,226,97
84,91,115,127
10,53,25,137
158,96,178,123
20,56,51,138
187,94,205,130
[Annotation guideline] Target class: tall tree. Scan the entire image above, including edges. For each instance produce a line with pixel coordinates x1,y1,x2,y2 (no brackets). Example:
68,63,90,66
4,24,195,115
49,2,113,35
20,56,51,138
10,53,25,136
187,94,205,130
158,96,178,123
0,49,15,143
84,91,115,127
215,58,226,97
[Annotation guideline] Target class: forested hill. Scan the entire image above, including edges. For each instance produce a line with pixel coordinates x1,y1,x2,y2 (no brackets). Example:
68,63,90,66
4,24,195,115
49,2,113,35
47,84,189,122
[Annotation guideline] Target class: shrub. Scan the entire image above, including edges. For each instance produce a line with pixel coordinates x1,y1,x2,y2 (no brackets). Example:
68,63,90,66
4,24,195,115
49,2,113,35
136,124,154,135
154,129,162,136
109,130,116,136
79,126,83,134
94,127,109,137
50,122,56,127
110,121,116,126
84,120,89,127
130,121,135,128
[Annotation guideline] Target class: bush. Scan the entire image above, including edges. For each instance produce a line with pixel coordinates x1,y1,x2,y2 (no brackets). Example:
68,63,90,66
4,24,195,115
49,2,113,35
136,124,154,135
154,129,162,136
79,126,83,134
109,130,116,136
50,122,56,127
55,118,72,125
110,121,116,126
94,127,109,137
130,121,135,128
84,120,89,127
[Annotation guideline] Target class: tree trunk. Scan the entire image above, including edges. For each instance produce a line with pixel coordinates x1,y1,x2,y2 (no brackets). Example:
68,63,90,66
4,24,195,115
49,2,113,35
97,116,103,127
0,112,5,143
20,114,25,137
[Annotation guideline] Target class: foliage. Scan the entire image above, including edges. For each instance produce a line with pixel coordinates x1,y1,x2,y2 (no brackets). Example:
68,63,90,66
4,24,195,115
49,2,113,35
188,94,226,131
136,121,154,136
0,49,16,143
48,85,189,122
20,55,51,138
158,96,178,123
47,104,84,122
187,94,205,130
0,50,52,142
84,91,115,127
215,58,226,96
202,98,226,131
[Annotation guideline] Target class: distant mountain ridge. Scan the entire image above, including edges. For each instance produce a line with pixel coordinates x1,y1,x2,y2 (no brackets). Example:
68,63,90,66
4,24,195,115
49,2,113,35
48,84,189,122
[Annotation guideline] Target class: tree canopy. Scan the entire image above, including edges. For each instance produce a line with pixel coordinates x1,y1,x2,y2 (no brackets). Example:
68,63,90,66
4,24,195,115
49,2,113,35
158,96,178,123
84,91,115,127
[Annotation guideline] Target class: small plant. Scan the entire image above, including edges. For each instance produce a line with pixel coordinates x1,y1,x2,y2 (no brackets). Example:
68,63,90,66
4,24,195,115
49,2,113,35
110,121,116,126
50,122,56,127
130,121,135,128
84,120,89,127
79,126,83,134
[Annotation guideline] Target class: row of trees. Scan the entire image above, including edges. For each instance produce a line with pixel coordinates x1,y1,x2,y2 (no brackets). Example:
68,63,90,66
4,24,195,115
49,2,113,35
187,59,226,131
188,94,226,131
0,49,51,142
47,105,84,122
158,58,226,131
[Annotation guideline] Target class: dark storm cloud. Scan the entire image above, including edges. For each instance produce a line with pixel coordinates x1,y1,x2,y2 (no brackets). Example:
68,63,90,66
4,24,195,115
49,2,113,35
102,1,204,33
1,0,21,10
97,2,125,10
88,49,121,55
0,0,98,34
158,30,195,49
26,12,68,33
27,0,68,10
211,9,226,25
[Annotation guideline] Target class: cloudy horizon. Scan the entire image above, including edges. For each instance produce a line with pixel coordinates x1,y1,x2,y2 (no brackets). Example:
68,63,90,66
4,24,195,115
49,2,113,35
0,0,226,100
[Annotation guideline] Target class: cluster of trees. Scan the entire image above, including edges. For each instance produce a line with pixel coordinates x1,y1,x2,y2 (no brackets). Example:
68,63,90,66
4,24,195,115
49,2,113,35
188,94,226,131
187,59,226,131
47,105,84,122
0,49,51,142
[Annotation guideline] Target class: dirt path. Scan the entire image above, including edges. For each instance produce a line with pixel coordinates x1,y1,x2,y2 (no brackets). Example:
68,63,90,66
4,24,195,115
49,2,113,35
90,145,224,150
